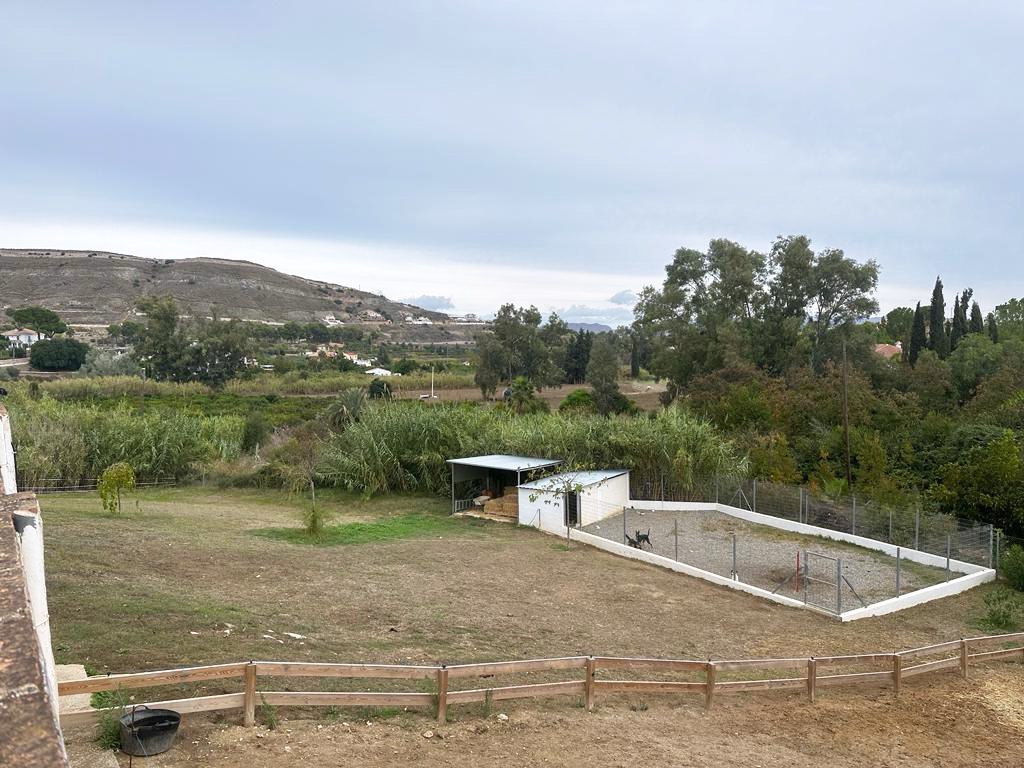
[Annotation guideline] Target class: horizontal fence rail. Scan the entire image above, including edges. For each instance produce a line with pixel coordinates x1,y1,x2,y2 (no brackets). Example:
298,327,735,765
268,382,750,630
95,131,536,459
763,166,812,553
58,633,1024,729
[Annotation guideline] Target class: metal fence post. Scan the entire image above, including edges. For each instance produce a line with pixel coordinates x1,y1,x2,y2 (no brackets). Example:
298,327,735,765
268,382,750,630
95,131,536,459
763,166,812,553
623,507,627,545
674,517,679,562
715,475,719,504
798,487,803,523
914,507,920,551
945,534,951,581
888,509,893,543
731,532,737,580
836,558,843,615
752,478,757,514
895,547,901,596
851,495,856,535
989,525,994,569
995,530,1001,577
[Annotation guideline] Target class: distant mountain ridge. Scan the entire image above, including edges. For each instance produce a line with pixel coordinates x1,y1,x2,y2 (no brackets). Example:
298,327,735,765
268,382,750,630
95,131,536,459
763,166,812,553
0,248,449,326
567,322,612,333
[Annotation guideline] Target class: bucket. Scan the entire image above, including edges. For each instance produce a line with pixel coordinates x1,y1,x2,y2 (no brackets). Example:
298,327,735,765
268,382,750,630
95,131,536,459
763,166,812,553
119,706,181,756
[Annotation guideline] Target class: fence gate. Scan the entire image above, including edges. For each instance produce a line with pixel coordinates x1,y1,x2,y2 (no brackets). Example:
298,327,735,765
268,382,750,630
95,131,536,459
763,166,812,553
801,551,841,615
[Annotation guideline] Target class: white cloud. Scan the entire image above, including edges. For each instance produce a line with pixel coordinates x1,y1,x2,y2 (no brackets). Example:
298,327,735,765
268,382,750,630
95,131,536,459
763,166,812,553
403,295,454,311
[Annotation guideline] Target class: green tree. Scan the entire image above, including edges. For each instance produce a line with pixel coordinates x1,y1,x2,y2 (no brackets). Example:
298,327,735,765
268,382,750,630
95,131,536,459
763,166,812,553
506,376,547,415
987,312,1000,343
994,298,1024,340
29,338,89,371
805,248,879,369
563,330,593,384
881,306,914,345
132,296,187,380
586,335,622,415
6,306,67,337
948,333,1003,403
474,335,505,399
931,431,1024,536
950,294,965,350
969,301,985,334
928,277,949,358
98,462,136,515
909,302,927,366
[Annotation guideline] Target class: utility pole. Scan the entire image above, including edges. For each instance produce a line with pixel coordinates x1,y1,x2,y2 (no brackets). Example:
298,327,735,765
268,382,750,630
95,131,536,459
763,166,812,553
841,339,853,491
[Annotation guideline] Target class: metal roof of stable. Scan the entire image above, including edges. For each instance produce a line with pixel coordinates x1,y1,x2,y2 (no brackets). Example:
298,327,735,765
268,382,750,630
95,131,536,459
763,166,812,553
446,454,562,472
519,469,628,491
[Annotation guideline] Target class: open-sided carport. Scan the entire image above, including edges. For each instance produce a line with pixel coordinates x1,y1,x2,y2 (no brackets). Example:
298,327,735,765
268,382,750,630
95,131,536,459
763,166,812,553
446,454,562,514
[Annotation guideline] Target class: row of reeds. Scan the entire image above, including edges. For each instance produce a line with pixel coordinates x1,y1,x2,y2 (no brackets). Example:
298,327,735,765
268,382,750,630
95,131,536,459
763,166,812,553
318,402,748,496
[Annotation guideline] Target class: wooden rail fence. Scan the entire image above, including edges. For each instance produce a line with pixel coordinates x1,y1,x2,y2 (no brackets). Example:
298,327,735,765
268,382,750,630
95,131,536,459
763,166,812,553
58,633,1024,728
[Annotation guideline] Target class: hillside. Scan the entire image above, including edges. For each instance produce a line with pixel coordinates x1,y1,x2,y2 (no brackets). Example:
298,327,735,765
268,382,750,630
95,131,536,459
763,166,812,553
0,249,449,326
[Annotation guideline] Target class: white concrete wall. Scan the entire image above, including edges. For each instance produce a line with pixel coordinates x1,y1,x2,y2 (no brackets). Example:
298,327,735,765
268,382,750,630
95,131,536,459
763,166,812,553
0,408,17,494
579,473,629,527
518,474,630,533
517,487,567,533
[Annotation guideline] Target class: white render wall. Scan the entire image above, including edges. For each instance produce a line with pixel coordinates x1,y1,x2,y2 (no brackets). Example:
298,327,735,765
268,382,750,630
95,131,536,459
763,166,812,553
518,473,630,534
0,407,16,494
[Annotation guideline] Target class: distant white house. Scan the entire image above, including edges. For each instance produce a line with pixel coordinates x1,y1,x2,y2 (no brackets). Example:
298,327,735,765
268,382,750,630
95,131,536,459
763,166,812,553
322,314,344,327
2,328,42,349
404,315,434,325
366,367,399,377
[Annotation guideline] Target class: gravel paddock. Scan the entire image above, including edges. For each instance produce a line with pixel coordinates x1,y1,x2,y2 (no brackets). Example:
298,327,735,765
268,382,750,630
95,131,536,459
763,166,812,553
582,508,949,612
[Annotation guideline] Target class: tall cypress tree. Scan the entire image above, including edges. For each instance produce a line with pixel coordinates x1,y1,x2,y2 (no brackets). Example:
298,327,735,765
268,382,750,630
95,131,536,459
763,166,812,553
950,295,964,350
987,312,1000,343
909,302,927,366
928,277,949,358
969,301,985,334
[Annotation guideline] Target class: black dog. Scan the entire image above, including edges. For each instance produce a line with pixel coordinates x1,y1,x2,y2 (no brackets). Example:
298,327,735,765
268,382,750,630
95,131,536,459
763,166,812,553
635,529,653,549
625,532,640,548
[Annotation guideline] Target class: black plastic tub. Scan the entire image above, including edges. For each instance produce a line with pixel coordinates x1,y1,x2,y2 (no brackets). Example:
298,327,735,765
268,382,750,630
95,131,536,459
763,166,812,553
119,707,181,756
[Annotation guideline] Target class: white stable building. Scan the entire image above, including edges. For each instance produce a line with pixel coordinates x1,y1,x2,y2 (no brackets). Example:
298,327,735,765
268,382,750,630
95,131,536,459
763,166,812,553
517,470,630,533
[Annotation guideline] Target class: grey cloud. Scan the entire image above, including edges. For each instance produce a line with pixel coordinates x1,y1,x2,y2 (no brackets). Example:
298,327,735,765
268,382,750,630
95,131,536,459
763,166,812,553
608,290,638,306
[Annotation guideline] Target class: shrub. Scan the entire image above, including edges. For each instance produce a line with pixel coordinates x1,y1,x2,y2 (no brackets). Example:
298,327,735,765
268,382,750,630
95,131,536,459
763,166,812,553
29,338,90,371
559,389,596,414
981,586,1020,631
241,411,271,453
1002,544,1024,591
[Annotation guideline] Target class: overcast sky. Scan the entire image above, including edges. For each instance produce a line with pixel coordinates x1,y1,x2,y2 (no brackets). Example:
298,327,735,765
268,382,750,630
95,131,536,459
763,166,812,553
2,2,1022,325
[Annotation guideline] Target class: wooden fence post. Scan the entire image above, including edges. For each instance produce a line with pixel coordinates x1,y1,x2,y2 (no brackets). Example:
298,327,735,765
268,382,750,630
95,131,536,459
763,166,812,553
243,663,257,727
960,639,968,679
436,666,448,726
704,662,716,710
892,654,902,698
806,658,816,703
585,657,595,712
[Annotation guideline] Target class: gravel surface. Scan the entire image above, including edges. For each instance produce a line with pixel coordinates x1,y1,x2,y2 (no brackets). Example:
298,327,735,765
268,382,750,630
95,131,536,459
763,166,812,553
582,507,949,612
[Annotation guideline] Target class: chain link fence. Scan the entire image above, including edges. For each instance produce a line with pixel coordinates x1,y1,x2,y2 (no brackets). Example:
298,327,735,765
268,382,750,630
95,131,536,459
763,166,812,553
629,473,1000,570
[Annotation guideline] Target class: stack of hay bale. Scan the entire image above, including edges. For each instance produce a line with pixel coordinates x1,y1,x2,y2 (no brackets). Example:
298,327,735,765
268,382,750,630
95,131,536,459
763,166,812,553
483,486,520,520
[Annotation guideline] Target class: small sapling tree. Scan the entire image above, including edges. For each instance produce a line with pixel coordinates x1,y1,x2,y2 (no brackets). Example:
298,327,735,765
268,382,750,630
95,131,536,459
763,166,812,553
98,462,136,515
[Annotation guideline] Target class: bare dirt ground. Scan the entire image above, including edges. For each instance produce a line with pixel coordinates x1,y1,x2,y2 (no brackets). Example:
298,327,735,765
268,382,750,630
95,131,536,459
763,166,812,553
41,487,1022,767
63,667,1024,767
